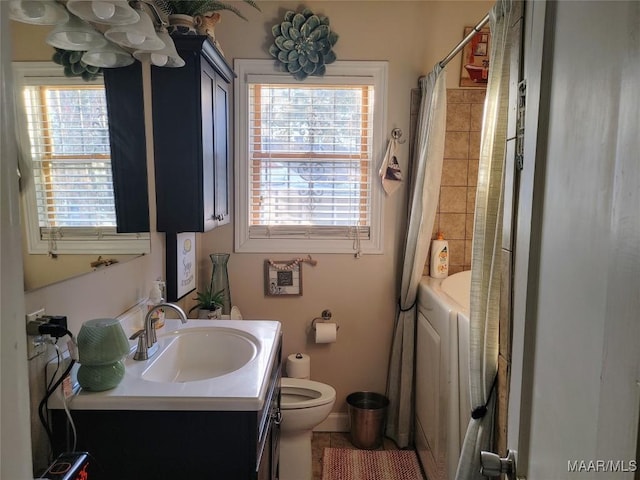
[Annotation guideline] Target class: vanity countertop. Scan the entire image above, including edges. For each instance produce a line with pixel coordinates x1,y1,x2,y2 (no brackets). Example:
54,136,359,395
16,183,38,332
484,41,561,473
49,318,281,412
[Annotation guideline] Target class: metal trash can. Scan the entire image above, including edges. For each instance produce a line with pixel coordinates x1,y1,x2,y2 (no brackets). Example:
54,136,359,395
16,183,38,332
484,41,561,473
346,391,389,449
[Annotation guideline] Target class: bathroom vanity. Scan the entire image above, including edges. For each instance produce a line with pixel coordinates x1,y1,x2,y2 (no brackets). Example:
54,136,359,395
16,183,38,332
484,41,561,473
50,320,282,480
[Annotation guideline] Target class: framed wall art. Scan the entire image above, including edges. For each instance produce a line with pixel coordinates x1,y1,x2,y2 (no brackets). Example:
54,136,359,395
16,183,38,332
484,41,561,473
459,26,491,87
264,259,302,296
166,232,196,301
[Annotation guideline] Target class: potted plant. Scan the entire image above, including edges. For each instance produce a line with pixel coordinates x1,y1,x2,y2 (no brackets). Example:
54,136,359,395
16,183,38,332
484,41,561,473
166,1,260,49
188,286,225,319
166,0,261,21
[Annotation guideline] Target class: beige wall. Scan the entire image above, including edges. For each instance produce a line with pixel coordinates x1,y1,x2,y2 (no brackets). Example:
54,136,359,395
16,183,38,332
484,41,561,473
188,1,492,413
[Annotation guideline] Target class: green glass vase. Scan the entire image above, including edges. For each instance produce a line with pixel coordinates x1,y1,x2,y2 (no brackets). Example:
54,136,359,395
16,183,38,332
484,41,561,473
209,253,231,315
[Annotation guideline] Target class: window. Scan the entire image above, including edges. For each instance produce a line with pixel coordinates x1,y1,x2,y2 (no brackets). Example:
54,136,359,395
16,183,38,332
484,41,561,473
235,60,387,254
13,62,149,255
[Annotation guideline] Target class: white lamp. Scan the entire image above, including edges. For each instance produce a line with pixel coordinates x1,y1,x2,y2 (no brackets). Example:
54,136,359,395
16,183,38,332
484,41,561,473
133,30,185,68
46,13,107,51
82,42,134,68
104,10,164,51
9,0,69,25
67,0,140,25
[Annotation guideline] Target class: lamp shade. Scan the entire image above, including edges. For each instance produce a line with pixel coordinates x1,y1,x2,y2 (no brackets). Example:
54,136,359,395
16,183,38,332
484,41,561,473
133,31,185,68
67,0,139,25
104,10,164,51
9,0,69,25
46,13,107,51
77,318,130,365
82,42,134,68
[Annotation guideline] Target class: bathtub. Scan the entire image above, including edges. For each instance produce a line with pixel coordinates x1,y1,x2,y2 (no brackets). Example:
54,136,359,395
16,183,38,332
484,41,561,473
415,270,471,480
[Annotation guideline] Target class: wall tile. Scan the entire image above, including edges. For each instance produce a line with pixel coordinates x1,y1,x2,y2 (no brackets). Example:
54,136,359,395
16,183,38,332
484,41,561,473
467,187,477,213
467,89,487,104
439,186,468,213
441,159,469,186
469,131,482,159
465,213,475,239
444,131,470,159
449,239,465,266
423,88,486,274
446,103,471,132
470,103,485,131
464,239,473,266
449,265,464,275
447,89,466,104
468,159,479,184
439,213,466,239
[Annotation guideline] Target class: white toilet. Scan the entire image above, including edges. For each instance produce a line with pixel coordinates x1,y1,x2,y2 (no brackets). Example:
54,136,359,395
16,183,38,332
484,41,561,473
279,377,336,480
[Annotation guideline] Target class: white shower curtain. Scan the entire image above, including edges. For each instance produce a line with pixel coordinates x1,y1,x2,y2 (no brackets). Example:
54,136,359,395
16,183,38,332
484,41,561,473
386,65,446,448
456,1,513,479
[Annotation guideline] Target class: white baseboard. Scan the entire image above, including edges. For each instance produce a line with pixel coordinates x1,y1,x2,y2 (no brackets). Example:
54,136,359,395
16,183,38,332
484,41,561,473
314,413,349,432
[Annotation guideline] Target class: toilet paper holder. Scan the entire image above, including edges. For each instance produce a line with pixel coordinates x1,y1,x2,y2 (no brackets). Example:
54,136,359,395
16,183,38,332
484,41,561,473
311,309,340,331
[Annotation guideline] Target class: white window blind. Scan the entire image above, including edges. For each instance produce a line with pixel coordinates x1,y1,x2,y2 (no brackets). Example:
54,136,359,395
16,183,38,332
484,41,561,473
23,85,116,231
249,83,372,239
235,60,387,254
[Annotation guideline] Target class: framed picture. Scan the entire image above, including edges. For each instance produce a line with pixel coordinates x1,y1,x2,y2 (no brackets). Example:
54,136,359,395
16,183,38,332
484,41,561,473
264,260,302,296
460,26,491,87
166,232,196,301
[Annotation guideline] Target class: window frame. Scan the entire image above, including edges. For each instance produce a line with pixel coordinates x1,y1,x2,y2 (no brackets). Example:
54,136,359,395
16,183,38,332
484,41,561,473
13,61,150,255
234,59,387,254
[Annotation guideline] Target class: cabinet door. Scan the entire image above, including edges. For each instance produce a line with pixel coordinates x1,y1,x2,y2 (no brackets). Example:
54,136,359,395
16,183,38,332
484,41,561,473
213,74,230,226
103,62,149,233
200,60,216,232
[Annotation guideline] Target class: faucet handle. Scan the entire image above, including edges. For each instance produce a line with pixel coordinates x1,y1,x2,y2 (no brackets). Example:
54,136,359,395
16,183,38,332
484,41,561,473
131,330,149,361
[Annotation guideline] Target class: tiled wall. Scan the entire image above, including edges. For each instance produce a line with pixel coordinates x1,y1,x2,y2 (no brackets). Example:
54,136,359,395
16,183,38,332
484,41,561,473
411,88,486,275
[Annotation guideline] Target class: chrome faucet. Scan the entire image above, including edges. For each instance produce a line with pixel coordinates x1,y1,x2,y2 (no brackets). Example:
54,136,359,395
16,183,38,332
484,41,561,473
131,302,188,361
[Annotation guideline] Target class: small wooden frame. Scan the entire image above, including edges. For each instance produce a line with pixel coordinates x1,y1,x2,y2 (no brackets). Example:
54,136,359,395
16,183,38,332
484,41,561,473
264,260,302,296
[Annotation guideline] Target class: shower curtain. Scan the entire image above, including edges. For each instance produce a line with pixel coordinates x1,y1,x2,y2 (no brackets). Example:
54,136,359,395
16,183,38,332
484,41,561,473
456,1,513,479
386,65,446,448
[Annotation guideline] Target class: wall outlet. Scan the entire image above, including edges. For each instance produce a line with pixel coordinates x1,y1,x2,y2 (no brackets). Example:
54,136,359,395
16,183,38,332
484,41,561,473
26,308,46,360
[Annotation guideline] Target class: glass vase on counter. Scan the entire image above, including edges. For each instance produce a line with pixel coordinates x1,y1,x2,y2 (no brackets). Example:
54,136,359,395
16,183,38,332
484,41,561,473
209,253,231,315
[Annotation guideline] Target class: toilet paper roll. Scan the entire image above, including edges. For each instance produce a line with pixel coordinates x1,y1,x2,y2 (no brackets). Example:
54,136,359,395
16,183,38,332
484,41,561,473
315,322,337,344
286,353,310,379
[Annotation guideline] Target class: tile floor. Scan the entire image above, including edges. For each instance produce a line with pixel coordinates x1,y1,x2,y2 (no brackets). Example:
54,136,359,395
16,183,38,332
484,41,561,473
310,432,401,480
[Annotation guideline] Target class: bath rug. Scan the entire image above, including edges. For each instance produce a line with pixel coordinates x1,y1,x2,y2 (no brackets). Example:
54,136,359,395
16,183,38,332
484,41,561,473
321,447,424,480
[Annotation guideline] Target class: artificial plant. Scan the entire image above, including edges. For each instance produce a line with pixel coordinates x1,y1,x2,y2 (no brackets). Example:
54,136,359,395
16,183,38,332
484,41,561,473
166,0,260,20
269,8,339,81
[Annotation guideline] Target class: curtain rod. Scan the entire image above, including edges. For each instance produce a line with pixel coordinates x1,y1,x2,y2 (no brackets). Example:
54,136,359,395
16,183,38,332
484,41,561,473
438,13,490,68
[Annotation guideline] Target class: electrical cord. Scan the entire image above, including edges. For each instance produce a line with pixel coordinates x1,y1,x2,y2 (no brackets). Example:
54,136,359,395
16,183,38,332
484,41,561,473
38,330,76,461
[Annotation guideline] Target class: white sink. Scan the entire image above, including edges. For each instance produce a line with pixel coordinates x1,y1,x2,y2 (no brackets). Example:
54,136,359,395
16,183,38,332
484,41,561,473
141,327,259,383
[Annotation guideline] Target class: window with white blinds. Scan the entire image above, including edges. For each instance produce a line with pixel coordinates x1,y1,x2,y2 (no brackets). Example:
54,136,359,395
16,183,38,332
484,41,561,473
235,60,387,254
14,62,149,255
23,85,116,228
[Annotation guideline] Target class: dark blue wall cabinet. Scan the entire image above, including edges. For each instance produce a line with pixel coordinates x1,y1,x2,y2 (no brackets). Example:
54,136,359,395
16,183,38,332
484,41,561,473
151,36,233,233
103,62,149,233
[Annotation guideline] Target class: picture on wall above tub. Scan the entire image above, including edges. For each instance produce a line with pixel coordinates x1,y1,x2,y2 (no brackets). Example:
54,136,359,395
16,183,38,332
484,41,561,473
460,26,491,87
264,259,303,296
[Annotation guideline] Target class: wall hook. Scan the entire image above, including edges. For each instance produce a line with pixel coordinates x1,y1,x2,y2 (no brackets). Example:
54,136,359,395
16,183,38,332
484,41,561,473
391,128,406,144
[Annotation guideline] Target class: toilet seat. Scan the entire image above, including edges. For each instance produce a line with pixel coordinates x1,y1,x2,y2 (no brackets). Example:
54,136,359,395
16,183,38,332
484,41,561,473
280,378,336,410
